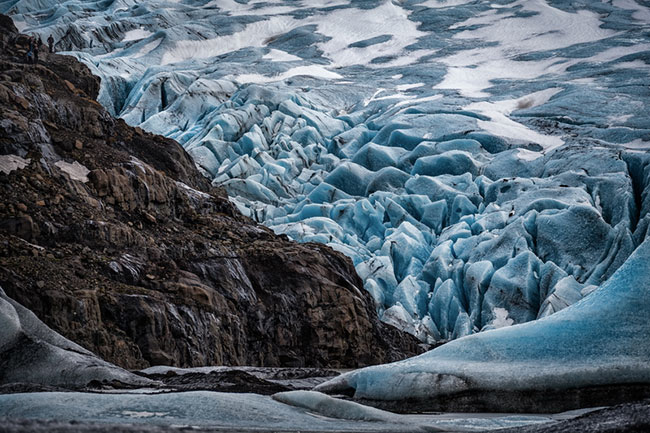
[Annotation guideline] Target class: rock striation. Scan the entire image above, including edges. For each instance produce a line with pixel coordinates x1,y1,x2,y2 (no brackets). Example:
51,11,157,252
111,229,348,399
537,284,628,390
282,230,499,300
0,15,421,376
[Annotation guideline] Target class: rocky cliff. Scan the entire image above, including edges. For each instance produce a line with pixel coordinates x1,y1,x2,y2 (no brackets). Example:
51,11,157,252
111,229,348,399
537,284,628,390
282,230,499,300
0,15,421,372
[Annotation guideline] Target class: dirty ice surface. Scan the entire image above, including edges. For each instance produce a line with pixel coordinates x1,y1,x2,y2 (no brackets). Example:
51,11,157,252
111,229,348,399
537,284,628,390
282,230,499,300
6,0,650,345
0,389,584,432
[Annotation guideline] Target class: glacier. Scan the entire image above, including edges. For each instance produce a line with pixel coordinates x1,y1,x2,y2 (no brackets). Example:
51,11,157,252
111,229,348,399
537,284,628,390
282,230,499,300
4,0,650,347
315,235,650,411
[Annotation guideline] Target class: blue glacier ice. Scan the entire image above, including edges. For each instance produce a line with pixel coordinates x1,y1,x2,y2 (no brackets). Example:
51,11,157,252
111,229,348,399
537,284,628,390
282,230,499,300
4,0,650,348
316,237,650,404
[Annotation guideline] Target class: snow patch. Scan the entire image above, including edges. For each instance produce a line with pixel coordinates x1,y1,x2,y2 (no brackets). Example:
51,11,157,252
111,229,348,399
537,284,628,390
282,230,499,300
420,0,475,8
0,155,30,175
516,149,543,162
435,1,619,96
613,0,650,21
489,307,514,329
316,2,428,68
134,39,163,59
229,65,343,84
619,139,650,150
54,160,90,183
176,181,211,199
122,410,170,419
161,16,299,65
122,28,154,42
394,93,442,108
263,49,302,62
466,88,564,150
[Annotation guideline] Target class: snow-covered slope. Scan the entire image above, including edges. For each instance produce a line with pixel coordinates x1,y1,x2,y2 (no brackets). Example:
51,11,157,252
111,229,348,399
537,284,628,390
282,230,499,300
5,0,650,344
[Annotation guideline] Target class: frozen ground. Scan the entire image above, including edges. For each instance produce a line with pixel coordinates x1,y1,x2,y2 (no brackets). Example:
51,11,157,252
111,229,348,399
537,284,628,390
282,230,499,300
5,0,650,345
0,389,597,432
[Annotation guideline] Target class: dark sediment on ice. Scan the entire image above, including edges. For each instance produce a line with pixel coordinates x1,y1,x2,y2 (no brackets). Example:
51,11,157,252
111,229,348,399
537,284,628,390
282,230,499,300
495,398,650,433
136,366,340,394
346,383,650,414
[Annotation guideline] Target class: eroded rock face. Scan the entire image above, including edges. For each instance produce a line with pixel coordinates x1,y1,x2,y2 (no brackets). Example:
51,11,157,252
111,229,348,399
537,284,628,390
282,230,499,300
0,15,421,371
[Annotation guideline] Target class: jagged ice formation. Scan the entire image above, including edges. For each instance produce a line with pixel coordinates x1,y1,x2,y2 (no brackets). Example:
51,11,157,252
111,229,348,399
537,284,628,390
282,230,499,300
316,234,650,411
5,0,650,346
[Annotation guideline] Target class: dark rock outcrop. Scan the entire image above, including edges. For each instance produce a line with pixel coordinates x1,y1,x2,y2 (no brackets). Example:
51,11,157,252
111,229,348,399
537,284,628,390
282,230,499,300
0,15,422,374
0,287,151,388
136,367,339,395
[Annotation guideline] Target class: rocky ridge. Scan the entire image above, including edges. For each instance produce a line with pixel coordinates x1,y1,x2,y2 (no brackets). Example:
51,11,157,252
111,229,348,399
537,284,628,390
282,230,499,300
0,15,421,376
